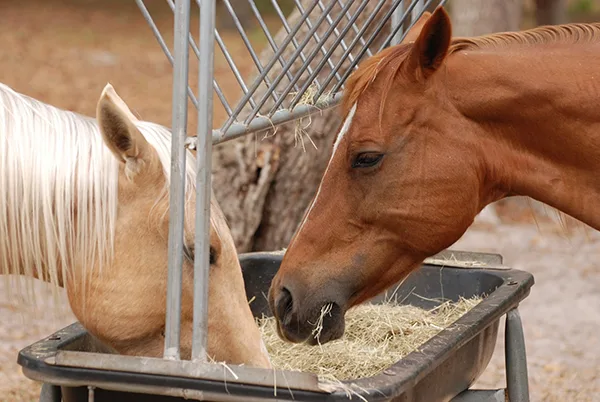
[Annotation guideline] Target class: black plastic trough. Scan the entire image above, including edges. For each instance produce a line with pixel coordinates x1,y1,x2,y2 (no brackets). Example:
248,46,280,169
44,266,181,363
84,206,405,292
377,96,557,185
19,249,534,402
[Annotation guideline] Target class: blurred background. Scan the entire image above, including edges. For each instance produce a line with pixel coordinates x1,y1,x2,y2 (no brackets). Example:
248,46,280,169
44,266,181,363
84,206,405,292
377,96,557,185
0,0,599,400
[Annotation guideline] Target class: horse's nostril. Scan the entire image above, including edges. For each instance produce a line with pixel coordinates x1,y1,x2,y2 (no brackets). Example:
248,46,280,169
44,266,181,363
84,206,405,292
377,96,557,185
275,287,294,322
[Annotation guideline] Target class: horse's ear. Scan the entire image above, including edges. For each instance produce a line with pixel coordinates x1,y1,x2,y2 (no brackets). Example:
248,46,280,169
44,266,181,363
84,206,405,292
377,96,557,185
96,83,152,177
402,11,432,44
406,7,452,80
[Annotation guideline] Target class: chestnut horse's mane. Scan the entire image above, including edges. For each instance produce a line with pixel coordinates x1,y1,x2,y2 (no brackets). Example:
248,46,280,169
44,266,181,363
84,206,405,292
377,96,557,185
341,21,600,116
0,82,206,305
450,22,600,53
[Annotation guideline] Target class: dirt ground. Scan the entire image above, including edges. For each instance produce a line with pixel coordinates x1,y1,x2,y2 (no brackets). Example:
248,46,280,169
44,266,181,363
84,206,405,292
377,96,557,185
0,0,599,401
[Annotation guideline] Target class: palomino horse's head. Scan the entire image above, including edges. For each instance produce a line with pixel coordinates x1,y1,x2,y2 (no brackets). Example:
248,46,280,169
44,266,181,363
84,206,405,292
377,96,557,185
269,8,489,344
70,84,271,367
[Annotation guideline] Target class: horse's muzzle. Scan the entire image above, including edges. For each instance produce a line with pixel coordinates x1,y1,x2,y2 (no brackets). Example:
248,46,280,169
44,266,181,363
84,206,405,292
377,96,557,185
270,284,346,345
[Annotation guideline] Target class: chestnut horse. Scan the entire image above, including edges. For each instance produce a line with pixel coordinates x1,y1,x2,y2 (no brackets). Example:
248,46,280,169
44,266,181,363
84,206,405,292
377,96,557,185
269,6,600,345
0,82,270,367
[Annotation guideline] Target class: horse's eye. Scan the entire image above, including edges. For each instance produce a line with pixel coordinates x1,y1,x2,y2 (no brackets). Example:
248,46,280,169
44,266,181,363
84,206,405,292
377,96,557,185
209,246,217,265
351,152,384,169
184,245,217,265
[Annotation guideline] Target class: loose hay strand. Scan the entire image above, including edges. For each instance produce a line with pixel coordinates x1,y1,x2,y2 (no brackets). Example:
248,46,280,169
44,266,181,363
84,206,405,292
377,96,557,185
258,296,482,382
289,83,321,152
310,302,334,345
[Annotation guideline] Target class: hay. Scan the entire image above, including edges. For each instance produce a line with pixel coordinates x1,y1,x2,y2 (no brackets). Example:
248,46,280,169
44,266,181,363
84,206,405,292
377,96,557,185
258,296,482,383
290,83,320,152
289,83,335,152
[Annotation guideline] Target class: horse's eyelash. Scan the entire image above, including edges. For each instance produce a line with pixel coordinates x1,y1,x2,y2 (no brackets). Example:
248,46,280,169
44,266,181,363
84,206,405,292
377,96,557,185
184,245,216,265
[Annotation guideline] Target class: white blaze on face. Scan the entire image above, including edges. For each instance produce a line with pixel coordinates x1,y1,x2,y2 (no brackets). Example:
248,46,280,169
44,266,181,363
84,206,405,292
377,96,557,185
291,103,358,246
332,103,358,157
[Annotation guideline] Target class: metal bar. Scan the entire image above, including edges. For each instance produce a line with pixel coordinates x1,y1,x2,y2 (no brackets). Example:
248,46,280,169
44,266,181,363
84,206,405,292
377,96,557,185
38,383,61,402
138,0,236,114
316,0,388,99
191,0,216,362
165,0,232,116
505,308,530,402
187,0,445,146
380,1,424,51
244,0,341,123
163,0,191,361
219,0,321,135
288,0,371,109
336,0,373,57
450,389,506,402
269,0,316,79
293,0,341,81
207,92,342,146
330,0,413,94
215,29,257,110
381,3,417,50
87,386,95,402
381,0,448,51
135,0,199,110
213,77,233,117
317,0,356,65
220,0,279,104
330,0,407,93
51,350,323,393
391,0,405,45
412,0,425,22
246,0,300,92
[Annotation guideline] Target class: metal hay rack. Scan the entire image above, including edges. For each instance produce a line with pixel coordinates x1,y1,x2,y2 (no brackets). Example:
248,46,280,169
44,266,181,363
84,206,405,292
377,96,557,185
135,0,448,363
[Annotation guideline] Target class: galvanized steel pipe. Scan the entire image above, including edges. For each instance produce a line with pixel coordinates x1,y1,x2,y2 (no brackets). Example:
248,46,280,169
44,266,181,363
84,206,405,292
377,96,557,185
192,0,217,362
163,0,191,361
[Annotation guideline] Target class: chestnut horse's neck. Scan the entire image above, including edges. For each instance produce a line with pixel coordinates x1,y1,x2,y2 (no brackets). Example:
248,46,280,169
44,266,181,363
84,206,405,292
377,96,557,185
445,41,600,230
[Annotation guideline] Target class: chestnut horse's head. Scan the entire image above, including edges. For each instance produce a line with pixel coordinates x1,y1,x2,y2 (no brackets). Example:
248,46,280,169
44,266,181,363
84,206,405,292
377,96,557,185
269,8,490,344
67,84,271,368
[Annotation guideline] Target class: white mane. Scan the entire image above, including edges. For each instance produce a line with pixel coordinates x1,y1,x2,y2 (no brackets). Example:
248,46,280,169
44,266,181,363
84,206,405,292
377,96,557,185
0,82,197,302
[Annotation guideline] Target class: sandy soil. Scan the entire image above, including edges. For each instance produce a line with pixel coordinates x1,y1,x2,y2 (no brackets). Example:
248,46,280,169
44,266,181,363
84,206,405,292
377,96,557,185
1,0,599,401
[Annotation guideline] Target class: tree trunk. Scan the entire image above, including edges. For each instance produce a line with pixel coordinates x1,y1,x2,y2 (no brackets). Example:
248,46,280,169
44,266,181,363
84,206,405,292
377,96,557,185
212,1,393,252
450,0,523,36
535,0,567,26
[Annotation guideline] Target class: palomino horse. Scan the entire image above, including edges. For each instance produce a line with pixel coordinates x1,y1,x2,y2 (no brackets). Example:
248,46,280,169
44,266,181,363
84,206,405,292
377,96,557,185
0,82,270,367
269,6,600,345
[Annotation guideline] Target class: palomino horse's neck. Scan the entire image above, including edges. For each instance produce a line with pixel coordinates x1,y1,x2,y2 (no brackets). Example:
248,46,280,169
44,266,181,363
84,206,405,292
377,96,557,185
446,43,600,230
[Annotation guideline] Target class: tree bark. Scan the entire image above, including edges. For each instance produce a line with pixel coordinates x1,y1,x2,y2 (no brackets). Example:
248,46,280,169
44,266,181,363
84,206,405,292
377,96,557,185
212,2,393,252
450,0,523,36
535,0,567,26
